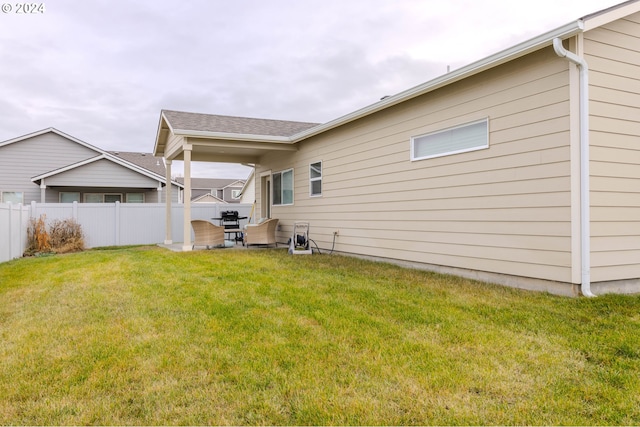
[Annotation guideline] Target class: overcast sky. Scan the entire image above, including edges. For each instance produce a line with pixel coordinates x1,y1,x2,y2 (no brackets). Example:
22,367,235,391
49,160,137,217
0,0,623,178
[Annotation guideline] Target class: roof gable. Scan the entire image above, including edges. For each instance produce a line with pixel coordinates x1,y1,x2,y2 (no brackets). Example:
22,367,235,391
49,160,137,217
0,127,104,153
32,153,183,188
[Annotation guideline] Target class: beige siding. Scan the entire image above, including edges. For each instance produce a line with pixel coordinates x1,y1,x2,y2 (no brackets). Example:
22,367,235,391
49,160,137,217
585,12,640,282
259,48,575,283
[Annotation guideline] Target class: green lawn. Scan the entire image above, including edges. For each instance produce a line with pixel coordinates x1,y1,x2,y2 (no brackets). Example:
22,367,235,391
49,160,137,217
1,246,639,425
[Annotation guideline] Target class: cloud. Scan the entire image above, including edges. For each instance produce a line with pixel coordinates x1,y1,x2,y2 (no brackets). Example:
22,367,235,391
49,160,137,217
0,0,624,180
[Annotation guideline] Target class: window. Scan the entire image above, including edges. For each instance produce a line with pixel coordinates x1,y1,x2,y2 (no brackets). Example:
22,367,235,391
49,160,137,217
231,190,241,199
411,118,488,161
1,191,23,204
126,193,144,203
60,192,80,203
272,168,293,206
310,161,322,197
84,193,122,203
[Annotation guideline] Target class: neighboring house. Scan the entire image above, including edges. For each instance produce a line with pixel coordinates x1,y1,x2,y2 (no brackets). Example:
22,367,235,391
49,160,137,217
0,128,182,204
175,177,246,203
154,1,640,296
239,168,256,205
192,193,226,203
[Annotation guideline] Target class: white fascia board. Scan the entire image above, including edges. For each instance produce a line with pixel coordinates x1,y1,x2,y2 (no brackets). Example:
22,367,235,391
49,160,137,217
582,0,640,31
291,20,584,142
172,128,292,143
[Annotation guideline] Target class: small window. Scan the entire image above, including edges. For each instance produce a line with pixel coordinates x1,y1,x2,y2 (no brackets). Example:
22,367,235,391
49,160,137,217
60,192,80,203
272,168,293,206
310,161,322,197
1,191,24,204
126,193,144,203
231,190,241,199
411,118,488,161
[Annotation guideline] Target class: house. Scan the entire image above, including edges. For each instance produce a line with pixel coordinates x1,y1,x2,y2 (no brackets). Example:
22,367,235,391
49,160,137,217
154,0,640,296
0,128,182,204
175,177,246,203
238,168,256,205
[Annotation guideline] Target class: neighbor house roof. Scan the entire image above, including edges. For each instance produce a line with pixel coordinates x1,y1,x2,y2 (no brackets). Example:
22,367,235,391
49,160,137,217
109,151,166,176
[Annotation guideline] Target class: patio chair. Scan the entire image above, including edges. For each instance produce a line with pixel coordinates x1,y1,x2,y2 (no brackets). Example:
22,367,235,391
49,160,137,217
191,220,225,249
243,218,279,247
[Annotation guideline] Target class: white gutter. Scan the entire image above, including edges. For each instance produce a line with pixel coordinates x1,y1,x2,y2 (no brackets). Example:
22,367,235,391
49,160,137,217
553,37,595,297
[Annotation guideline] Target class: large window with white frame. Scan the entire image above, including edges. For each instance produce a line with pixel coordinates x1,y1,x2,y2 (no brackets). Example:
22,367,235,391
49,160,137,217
1,191,23,204
272,168,293,206
310,161,322,197
411,118,489,161
60,192,81,203
126,193,144,203
84,193,123,203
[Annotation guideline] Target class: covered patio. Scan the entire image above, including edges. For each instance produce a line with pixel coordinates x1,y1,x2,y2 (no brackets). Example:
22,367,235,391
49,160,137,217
153,109,319,251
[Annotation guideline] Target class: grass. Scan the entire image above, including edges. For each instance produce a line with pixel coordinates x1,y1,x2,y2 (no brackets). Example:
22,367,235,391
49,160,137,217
1,246,639,425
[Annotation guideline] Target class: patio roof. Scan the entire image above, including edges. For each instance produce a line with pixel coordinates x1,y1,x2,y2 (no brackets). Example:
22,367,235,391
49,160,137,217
154,110,320,163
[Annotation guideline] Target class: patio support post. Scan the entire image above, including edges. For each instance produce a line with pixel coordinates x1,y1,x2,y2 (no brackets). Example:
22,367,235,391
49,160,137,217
164,159,172,245
182,147,193,251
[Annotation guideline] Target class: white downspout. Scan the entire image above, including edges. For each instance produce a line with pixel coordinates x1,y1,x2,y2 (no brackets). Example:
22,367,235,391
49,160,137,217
553,37,595,297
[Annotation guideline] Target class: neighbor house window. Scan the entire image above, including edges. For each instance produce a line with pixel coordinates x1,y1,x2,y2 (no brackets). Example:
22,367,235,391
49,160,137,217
411,118,489,161
1,191,23,204
60,192,81,203
84,193,123,203
310,161,322,197
231,190,241,199
126,193,144,203
272,168,293,206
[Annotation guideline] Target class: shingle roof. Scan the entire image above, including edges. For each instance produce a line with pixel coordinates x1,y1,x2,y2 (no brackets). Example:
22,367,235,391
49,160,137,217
162,110,320,138
109,151,166,176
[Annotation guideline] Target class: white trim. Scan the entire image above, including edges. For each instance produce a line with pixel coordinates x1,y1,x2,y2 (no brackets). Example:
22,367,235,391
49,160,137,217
174,128,291,143
410,118,489,161
272,168,294,206
153,18,587,153
309,161,322,197
289,21,583,143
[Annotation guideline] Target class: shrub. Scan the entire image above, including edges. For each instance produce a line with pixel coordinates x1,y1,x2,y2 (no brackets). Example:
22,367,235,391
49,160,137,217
26,215,51,255
49,218,85,254
25,215,85,255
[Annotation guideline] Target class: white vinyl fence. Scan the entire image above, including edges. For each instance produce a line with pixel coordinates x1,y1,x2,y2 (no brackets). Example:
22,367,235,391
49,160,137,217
0,203,30,263
0,202,253,262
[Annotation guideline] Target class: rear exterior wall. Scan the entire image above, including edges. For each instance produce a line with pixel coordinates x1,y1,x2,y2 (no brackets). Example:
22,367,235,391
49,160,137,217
586,11,640,283
258,47,575,284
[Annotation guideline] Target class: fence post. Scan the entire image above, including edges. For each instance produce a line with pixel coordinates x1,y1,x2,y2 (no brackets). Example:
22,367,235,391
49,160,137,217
72,201,78,220
30,200,36,219
19,203,25,258
8,203,14,260
114,202,120,246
